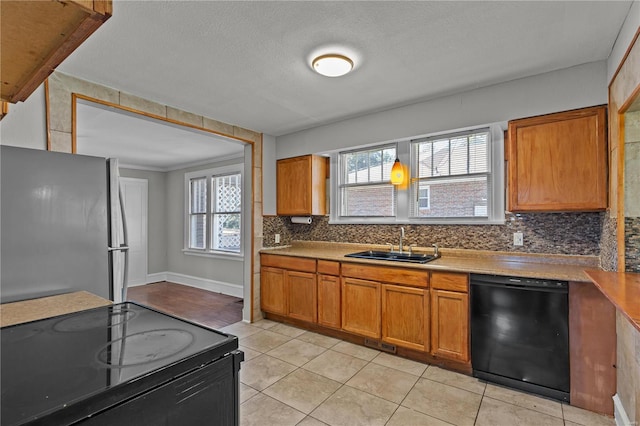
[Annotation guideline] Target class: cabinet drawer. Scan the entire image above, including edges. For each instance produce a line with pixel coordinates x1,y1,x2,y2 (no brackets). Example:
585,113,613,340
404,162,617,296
342,263,428,288
261,254,316,272
317,260,340,276
431,271,468,292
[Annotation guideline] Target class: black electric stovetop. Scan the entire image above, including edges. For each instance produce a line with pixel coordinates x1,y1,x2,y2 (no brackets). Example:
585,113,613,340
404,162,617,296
1,302,238,425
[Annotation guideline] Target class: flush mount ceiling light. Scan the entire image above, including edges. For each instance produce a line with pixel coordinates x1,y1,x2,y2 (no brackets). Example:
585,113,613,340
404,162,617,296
312,54,354,77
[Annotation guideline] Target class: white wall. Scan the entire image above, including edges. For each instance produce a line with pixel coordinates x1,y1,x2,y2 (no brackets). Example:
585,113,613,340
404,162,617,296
275,61,608,159
608,1,640,84
0,84,47,149
119,168,168,274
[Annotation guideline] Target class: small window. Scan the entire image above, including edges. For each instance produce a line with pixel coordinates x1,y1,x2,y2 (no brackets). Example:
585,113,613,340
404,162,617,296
411,129,490,219
185,164,243,255
338,145,397,217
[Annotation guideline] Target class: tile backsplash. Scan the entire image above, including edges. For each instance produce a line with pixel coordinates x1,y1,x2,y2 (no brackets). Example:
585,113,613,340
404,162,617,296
263,212,604,256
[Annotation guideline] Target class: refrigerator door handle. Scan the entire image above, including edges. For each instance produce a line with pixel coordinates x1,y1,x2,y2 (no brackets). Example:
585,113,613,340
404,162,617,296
118,184,130,302
108,246,130,252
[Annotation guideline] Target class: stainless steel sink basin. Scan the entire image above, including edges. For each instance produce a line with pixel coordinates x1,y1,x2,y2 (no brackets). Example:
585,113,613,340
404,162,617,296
344,250,438,264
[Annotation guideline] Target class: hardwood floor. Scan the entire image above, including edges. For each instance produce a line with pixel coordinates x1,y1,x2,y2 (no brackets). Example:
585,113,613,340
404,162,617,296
128,281,243,330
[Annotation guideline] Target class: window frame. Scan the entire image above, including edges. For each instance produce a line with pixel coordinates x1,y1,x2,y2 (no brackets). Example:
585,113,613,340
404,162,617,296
330,123,505,225
183,163,244,259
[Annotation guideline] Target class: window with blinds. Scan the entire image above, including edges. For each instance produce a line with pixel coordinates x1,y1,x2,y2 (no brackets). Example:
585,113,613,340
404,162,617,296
410,129,490,218
338,145,397,217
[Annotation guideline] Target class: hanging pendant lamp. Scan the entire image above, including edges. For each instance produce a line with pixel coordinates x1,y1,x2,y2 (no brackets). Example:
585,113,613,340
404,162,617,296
390,158,404,185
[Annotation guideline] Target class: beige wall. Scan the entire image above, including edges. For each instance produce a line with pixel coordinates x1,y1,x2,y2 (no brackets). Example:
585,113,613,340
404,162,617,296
45,71,263,322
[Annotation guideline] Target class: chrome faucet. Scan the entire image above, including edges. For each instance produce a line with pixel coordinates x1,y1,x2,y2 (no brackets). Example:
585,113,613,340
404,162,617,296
399,227,405,253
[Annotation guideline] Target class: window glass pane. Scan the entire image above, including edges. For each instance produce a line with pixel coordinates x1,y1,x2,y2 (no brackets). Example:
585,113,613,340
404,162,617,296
190,177,207,213
342,146,396,185
341,184,395,216
469,133,488,173
413,176,487,218
212,213,241,252
450,137,468,175
189,214,206,249
214,174,242,212
432,139,450,176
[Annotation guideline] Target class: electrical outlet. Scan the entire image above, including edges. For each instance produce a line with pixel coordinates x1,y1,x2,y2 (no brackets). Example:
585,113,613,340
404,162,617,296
275,234,280,244
513,232,524,246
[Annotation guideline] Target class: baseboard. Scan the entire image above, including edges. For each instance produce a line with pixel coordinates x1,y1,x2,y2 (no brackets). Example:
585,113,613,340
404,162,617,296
144,272,168,285
613,394,633,426
165,272,243,298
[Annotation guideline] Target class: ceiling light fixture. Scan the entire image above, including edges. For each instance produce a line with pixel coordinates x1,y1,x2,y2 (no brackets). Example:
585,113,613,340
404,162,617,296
312,54,354,77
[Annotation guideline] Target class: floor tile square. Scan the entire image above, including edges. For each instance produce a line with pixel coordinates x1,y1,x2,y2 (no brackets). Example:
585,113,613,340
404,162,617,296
386,406,453,426
423,365,486,395
266,338,327,366
240,354,297,391
332,340,379,361
269,322,307,337
562,403,616,426
346,362,418,404
240,393,305,426
476,397,564,426
219,321,262,338
239,329,292,352
263,369,341,414
302,350,368,383
483,383,562,418
371,352,428,376
250,318,278,329
238,345,261,361
297,331,341,349
310,385,398,426
239,383,259,403
402,378,482,426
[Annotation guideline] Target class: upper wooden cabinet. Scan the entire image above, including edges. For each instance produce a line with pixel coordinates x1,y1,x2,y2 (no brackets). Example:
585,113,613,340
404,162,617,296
1,0,112,103
507,106,607,212
277,155,327,216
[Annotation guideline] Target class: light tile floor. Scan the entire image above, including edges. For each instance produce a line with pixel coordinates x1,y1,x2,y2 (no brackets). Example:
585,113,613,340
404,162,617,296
220,320,615,426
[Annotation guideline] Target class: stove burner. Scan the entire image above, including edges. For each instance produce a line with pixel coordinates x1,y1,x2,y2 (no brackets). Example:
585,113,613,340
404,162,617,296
53,307,137,332
96,329,194,367
2,325,43,344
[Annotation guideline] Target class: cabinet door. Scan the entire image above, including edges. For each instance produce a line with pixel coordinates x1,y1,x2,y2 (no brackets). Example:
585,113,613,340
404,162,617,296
318,274,341,329
381,284,429,352
507,106,607,211
430,289,469,362
276,155,326,216
287,270,317,323
341,277,381,339
260,267,287,315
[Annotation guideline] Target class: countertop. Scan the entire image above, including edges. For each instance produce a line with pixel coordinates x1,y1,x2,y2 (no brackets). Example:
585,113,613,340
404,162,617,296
585,270,640,332
0,291,112,327
261,241,601,282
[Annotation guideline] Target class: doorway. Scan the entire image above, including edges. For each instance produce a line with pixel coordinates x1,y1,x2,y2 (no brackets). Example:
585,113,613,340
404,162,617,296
73,96,253,322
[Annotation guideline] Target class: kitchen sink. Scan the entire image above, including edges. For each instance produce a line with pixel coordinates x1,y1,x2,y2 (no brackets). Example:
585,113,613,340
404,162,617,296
344,250,438,264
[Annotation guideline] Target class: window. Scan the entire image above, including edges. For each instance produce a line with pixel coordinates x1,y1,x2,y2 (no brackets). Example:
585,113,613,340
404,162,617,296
331,124,504,224
338,145,397,217
411,129,489,218
185,164,243,255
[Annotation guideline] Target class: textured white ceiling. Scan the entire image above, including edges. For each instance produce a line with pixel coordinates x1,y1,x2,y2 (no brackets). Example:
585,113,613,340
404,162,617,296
59,1,632,137
76,100,245,170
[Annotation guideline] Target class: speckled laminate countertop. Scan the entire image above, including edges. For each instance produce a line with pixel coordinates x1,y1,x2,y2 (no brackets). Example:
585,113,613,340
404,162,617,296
0,291,112,327
261,241,601,282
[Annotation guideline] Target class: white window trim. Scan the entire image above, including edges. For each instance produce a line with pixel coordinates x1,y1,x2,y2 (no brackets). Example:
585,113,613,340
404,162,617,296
330,123,505,225
183,163,244,258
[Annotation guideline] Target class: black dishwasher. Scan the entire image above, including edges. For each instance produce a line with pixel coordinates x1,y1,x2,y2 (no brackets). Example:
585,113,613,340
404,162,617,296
470,274,569,401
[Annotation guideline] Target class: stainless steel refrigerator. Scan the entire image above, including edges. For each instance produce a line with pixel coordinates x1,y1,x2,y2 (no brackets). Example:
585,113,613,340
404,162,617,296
1,145,129,304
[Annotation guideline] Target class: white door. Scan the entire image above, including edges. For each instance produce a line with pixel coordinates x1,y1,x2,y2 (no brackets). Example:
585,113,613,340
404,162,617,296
120,178,148,286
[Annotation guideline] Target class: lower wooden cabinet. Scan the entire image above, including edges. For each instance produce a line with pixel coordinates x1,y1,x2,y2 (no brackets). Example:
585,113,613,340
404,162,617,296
318,274,341,328
430,289,469,362
381,284,429,352
341,277,381,339
287,270,317,322
261,266,287,315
